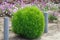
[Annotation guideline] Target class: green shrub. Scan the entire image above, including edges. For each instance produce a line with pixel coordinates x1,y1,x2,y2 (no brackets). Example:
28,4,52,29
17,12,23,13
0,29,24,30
12,6,45,39
49,14,57,22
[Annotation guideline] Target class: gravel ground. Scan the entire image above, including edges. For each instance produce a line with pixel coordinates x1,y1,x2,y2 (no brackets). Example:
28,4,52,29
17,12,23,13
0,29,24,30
0,17,60,40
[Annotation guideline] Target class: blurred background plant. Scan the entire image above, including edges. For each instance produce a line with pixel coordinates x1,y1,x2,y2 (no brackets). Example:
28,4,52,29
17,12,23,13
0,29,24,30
0,0,59,13
0,0,21,17
48,14,57,23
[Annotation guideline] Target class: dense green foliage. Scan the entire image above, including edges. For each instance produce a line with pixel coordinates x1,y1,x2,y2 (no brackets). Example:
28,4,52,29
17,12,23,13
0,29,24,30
12,6,45,39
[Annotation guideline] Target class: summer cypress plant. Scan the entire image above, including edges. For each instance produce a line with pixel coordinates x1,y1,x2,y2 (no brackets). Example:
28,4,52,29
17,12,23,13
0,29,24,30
12,6,45,39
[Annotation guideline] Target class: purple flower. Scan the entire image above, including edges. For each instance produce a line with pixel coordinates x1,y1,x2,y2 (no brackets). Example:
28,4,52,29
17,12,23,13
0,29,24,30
0,4,6,12
0,1,20,14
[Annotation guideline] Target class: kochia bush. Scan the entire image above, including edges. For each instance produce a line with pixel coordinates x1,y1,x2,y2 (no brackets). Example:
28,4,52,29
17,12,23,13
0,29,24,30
12,6,45,39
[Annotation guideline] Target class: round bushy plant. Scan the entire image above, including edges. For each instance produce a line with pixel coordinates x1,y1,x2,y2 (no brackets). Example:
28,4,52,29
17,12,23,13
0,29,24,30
12,6,45,39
